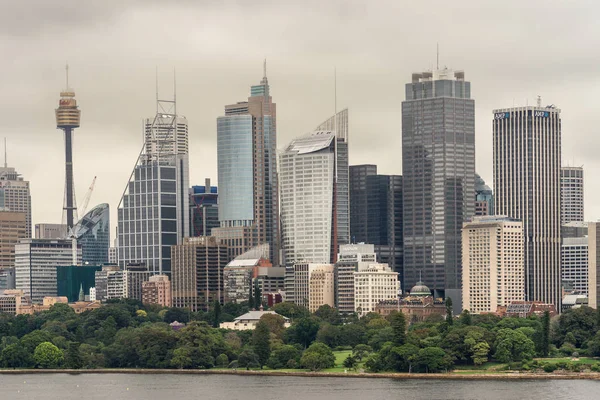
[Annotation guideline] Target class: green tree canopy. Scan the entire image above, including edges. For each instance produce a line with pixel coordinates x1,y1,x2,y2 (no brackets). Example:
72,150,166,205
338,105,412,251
300,342,336,371
34,342,64,369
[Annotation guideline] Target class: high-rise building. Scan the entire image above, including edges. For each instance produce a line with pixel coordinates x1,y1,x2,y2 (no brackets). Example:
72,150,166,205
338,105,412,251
15,239,82,303
108,247,118,264
561,166,584,225
55,67,80,230
142,275,172,307
588,222,600,309
561,236,588,296
475,173,494,217
117,99,190,276
493,105,562,309
171,236,228,311
190,179,218,237
56,264,102,302
70,204,109,265
222,256,274,304
214,65,279,264
35,224,67,240
354,263,399,317
349,165,403,277
0,166,32,237
291,262,334,309
93,265,120,302
402,68,475,308
0,211,26,271
334,244,377,314
462,216,524,314
308,265,335,313
280,126,349,265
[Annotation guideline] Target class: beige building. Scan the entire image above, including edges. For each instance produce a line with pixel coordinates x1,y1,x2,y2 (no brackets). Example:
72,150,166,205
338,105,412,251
292,262,333,309
0,211,26,269
308,265,335,312
462,216,524,314
142,275,172,307
354,263,399,316
220,310,290,331
589,222,600,309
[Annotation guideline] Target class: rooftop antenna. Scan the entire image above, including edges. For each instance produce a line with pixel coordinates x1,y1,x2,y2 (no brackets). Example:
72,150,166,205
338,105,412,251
334,66,337,129
3,138,6,168
173,68,177,116
436,43,439,70
65,63,69,90
263,58,267,79
155,66,159,113
537,95,541,107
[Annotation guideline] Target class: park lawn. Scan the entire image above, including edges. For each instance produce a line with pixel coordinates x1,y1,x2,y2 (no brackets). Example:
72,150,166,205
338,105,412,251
454,362,505,371
534,357,599,365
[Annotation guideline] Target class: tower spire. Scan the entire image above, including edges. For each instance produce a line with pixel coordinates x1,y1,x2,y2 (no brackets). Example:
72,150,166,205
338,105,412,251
65,63,69,90
263,58,267,79
4,137,6,168
436,43,439,70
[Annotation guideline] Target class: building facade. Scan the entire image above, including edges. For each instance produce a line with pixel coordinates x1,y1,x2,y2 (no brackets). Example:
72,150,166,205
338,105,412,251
117,101,190,276
70,203,110,265
354,263,399,316
475,173,494,217
462,216,525,314
493,105,562,309
561,166,584,225
588,222,600,309
56,264,102,302
334,244,377,314
402,69,475,308
308,264,335,313
0,211,26,270
349,164,377,243
0,166,32,237
561,236,588,296
35,224,67,239
15,239,82,304
189,179,218,237
215,68,279,264
142,274,172,307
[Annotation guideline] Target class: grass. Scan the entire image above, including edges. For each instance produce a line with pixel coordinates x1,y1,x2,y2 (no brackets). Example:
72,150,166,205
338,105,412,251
533,357,598,365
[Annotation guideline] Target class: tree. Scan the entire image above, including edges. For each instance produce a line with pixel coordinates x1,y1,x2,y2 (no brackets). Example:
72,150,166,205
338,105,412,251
212,301,221,328
252,320,271,368
316,323,341,348
21,330,53,352
34,342,64,369
254,280,262,310
471,342,490,366
259,313,286,339
248,279,254,308
414,347,453,373
171,346,193,369
389,312,406,346
65,342,82,369
266,345,301,369
1,343,32,368
300,342,336,371
215,353,229,368
493,329,536,363
540,311,550,357
238,348,260,370
314,305,342,325
272,302,310,320
352,344,373,361
445,297,453,326
286,317,320,348
163,307,190,324
343,354,358,370
460,310,472,326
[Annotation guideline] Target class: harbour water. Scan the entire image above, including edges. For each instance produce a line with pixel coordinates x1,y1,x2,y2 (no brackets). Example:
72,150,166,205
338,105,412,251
1,373,599,400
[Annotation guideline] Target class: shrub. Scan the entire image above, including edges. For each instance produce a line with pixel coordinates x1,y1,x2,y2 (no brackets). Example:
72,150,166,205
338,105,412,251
543,363,557,373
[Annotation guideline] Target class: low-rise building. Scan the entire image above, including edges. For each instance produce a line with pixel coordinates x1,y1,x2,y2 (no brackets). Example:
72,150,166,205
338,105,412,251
309,265,335,312
502,301,557,318
354,263,399,316
374,281,445,322
142,275,172,307
219,310,290,331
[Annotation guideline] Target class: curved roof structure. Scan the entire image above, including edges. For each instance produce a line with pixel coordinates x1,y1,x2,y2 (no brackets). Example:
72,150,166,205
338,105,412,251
410,281,432,297
285,131,335,154
475,173,492,194
69,203,109,239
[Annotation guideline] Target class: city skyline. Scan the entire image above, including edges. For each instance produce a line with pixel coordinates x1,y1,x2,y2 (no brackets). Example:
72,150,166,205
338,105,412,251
2,1,597,236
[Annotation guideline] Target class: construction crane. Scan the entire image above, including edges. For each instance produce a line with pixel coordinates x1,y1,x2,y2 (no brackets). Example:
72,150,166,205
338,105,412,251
79,176,97,217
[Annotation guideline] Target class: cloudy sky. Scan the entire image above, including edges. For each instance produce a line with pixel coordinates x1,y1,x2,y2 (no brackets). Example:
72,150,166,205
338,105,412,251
2,0,598,239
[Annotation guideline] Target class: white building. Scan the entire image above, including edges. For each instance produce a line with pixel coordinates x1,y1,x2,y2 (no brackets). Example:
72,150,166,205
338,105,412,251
561,166,584,225
15,239,82,304
0,166,32,238
108,247,118,264
308,264,335,312
220,310,290,331
493,106,561,309
462,216,524,314
562,236,588,295
89,287,96,301
354,263,399,316
335,243,378,314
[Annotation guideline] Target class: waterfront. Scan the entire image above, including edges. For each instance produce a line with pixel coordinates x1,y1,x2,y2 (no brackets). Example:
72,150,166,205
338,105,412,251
1,373,599,400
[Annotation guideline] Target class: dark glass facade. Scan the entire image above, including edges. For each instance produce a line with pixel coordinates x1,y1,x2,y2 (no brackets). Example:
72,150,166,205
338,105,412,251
56,265,102,302
402,70,475,304
189,182,219,237
71,204,110,265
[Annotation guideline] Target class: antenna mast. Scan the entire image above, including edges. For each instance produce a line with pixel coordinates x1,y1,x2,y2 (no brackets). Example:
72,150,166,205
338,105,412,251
3,138,6,168
436,43,439,70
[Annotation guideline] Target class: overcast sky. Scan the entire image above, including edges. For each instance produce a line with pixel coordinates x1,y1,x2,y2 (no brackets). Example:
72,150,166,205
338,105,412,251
2,0,598,240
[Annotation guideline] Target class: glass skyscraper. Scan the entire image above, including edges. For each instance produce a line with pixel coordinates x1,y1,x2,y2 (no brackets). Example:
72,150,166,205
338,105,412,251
70,203,109,265
402,69,475,307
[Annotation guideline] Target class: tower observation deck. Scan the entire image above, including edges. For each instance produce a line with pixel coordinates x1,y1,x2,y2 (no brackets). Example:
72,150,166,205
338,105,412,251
55,65,80,229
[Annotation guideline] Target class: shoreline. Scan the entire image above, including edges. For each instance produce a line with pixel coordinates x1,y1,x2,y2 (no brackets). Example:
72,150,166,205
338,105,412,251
1,368,600,380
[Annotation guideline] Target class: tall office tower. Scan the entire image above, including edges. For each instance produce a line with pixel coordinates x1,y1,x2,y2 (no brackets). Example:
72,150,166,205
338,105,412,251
402,68,475,307
308,265,335,313
280,130,349,266
55,66,81,230
35,224,67,239
15,239,82,303
462,216,524,314
70,203,109,265
588,222,600,309
108,247,118,264
334,243,377,313
561,236,588,295
349,165,403,277
117,98,190,276
93,265,120,302
0,166,32,237
561,166,584,225
171,237,228,311
0,211,26,269
189,179,219,237
493,105,562,309
475,173,494,216
214,65,279,265
354,263,399,317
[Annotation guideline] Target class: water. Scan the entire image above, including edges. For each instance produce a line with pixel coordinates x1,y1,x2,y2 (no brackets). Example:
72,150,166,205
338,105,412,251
0,373,598,400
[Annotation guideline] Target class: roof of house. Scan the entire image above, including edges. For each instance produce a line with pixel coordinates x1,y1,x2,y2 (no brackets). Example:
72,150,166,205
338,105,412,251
234,310,289,321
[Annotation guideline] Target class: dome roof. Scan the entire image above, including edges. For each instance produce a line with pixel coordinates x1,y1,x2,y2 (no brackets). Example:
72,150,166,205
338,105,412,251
410,281,431,296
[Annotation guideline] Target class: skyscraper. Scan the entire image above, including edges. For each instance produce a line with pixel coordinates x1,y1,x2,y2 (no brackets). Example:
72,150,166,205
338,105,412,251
561,166,584,225
402,68,475,307
493,105,562,309
189,179,218,237
117,98,190,276
475,173,494,216
55,66,80,230
214,64,279,264
0,165,32,238
70,203,110,265
349,164,377,243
